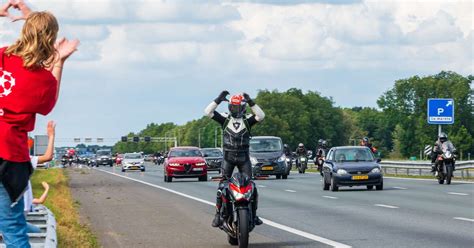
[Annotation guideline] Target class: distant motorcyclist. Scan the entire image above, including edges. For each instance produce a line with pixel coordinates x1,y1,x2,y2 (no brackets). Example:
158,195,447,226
205,91,265,228
361,137,377,154
315,140,328,159
283,144,292,157
431,132,456,172
295,143,307,157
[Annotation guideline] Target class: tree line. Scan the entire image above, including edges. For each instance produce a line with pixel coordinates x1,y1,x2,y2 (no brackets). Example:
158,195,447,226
113,71,473,160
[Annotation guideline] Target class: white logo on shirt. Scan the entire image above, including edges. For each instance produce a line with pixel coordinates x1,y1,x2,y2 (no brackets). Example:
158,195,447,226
0,69,16,97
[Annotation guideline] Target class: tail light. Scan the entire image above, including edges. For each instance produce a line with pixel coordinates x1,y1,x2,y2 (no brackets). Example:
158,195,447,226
229,183,253,202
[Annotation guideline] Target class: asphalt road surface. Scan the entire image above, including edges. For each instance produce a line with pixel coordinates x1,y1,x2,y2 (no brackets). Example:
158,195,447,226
69,163,474,248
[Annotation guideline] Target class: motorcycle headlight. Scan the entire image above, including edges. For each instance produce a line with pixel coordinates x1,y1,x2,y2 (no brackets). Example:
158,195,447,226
336,169,348,175
277,154,286,162
371,167,381,173
250,156,258,165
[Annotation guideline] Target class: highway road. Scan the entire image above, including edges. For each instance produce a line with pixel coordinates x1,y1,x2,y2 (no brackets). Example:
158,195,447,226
70,163,474,248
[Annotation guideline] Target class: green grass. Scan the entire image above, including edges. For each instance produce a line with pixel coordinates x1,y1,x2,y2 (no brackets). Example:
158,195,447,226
30,169,99,248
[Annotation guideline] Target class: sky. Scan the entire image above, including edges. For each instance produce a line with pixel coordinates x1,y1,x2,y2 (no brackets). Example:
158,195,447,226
0,0,472,145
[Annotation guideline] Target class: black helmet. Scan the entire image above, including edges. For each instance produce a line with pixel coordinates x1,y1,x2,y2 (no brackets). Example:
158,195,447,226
438,132,448,143
228,94,246,118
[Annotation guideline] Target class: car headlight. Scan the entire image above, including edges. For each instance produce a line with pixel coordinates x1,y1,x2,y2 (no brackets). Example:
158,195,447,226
250,156,258,165
336,169,348,175
169,163,180,166
277,154,286,162
196,162,206,166
371,168,381,173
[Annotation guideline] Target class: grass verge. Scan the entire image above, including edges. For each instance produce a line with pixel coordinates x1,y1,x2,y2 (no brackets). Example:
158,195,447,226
30,168,99,248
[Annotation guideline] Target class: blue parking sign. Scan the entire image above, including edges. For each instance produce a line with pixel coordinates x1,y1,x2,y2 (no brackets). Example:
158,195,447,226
427,98,454,124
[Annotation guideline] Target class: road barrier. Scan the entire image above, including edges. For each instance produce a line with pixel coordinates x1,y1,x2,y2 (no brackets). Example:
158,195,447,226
0,205,57,248
380,160,474,179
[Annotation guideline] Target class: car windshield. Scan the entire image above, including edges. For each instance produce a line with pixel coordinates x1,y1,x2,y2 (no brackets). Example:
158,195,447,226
97,151,111,156
124,154,142,159
250,138,282,152
169,149,202,157
202,149,222,157
334,148,374,162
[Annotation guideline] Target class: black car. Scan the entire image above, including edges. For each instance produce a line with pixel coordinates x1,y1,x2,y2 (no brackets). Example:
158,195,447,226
250,136,290,179
95,149,113,167
201,148,223,172
322,146,383,191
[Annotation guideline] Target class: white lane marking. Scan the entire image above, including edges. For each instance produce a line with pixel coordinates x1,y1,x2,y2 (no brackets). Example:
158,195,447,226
447,192,469,196
258,185,267,188
285,189,297,193
374,204,399,209
453,217,474,223
392,187,407,190
95,168,351,248
322,196,338,199
384,176,474,184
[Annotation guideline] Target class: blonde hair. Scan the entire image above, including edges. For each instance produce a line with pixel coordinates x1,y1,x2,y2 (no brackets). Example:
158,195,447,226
5,11,59,70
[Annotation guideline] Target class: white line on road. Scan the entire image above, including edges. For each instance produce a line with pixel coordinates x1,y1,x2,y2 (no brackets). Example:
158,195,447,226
453,217,474,223
257,185,267,188
384,176,474,184
322,196,338,199
447,192,469,196
285,189,297,193
374,204,399,209
95,168,351,248
392,187,407,190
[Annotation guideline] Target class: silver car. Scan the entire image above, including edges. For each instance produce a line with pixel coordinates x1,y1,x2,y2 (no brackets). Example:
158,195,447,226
121,153,145,172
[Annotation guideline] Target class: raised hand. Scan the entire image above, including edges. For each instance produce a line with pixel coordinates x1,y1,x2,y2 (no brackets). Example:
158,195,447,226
214,90,230,104
55,38,80,63
9,0,32,22
46,121,56,138
0,1,12,18
242,92,255,106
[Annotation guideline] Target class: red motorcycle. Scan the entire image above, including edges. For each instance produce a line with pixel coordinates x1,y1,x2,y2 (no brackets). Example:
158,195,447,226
218,173,256,248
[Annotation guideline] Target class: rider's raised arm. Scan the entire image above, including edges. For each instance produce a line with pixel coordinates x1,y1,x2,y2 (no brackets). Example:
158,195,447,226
250,104,265,122
204,101,226,126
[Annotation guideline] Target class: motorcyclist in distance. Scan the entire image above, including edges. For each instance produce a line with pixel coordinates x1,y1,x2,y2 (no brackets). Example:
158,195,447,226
283,144,292,157
295,143,307,157
361,137,377,154
204,91,265,228
431,132,456,172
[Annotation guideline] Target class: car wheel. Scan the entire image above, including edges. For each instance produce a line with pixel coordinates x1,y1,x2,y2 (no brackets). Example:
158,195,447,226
330,176,338,192
141,168,146,172
376,182,383,190
166,176,172,183
323,175,330,191
276,175,282,179
199,175,208,182
282,174,288,179
367,185,374,190
121,169,125,172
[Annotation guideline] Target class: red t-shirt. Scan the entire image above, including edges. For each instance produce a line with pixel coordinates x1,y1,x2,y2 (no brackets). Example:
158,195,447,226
0,47,58,162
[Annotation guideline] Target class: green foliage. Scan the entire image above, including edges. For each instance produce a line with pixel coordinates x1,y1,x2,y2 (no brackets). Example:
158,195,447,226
113,71,473,159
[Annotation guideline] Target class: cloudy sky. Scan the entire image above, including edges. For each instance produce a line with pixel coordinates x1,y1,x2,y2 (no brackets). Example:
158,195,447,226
0,0,472,145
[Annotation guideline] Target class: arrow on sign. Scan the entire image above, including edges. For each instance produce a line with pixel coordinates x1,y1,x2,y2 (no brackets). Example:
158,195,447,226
446,100,453,107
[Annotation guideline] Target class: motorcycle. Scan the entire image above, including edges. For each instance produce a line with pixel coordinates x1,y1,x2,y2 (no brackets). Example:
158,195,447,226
218,173,256,248
285,155,293,175
68,157,74,166
435,147,455,185
296,155,307,174
61,157,68,167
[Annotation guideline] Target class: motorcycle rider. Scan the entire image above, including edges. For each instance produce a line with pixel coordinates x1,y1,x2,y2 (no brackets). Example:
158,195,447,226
431,132,456,172
295,143,307,156
205,91,265,228
361,137,377,154
315,140,328,159
283,144,292,157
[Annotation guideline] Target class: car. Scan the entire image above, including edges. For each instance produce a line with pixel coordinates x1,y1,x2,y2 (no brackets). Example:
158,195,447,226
249,136,290,179
201,148,223,172
95,149,113,167
121,153,145,172
144,154,154,162
322,146,383,191
164,147,207,182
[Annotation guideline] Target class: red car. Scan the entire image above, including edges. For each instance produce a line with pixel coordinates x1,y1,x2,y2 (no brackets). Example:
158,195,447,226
164,147,207,182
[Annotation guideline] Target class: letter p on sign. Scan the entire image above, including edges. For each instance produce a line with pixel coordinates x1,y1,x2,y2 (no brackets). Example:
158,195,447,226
437,108,444,115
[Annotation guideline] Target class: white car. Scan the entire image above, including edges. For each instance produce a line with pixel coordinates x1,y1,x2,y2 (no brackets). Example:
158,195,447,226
121,153,145,172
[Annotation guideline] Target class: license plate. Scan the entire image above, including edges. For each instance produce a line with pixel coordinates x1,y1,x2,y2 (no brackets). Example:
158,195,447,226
261,166,273,171
193,167,204,171
352,175,369,180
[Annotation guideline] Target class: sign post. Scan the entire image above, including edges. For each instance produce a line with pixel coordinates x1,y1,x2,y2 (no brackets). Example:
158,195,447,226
427,98,455,135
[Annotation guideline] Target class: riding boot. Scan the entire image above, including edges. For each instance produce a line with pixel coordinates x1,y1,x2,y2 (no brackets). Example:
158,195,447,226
212,183,224,228
252,187,263,226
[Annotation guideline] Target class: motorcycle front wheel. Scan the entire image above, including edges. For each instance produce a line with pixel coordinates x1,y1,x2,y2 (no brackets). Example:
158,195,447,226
446,165,453,185
238,208,250,248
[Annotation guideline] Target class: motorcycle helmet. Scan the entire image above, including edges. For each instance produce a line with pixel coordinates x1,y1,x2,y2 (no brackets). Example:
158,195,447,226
362,137,369,143
228,94,246,118
298,143,304,148
322,140,328,148
318,139,323,146
438,132,448,143
284,144,289,149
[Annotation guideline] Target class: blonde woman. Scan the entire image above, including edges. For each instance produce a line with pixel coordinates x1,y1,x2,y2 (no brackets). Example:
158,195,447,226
0,2,79,247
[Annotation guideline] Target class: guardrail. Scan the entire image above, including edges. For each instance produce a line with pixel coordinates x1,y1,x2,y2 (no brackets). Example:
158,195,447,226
380,160,473,179
0,205,57,248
